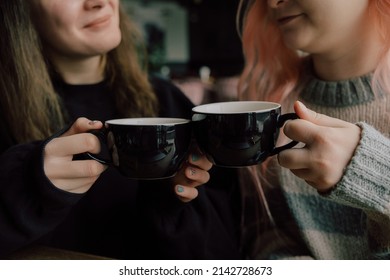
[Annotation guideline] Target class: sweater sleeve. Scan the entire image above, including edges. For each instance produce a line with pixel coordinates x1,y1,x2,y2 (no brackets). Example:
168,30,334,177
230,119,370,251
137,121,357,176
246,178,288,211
136,166,242,259
326,122,390,258
0,137,83,257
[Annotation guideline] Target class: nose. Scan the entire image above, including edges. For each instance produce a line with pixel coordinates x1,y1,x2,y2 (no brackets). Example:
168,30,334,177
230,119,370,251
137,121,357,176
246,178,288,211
267,0,287,8
84,0,107,10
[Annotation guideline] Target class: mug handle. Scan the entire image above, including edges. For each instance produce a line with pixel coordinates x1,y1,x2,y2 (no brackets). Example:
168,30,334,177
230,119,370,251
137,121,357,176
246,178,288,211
269,113,299,156
85,128,113,165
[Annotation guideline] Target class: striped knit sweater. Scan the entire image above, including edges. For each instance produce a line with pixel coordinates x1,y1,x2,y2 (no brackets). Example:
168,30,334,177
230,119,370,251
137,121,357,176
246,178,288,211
254,73,390,259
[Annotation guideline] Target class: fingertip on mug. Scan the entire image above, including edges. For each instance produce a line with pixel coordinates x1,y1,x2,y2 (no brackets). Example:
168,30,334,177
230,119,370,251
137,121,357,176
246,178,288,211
294,100,305,108
88,120,100,126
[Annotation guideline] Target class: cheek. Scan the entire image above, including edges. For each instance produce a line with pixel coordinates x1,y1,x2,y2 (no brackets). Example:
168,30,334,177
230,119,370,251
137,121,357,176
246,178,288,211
37,8,78,44
99,27,122,51
42,20,79,51
110,0,119,9
106,12,121,45
109,0,120,19
279,19,317,51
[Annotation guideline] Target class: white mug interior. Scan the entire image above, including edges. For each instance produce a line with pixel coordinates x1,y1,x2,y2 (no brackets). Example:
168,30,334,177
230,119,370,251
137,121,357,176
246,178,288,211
106,118,190,126
192,101,281,114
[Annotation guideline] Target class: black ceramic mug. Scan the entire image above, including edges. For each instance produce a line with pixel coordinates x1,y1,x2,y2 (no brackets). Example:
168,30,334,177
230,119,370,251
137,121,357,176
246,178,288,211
88,117,192,179
192,101,298,167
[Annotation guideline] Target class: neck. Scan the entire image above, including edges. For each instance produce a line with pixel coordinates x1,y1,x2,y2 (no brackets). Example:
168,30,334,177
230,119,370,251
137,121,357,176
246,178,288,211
50,54,106,85
311,29,383,81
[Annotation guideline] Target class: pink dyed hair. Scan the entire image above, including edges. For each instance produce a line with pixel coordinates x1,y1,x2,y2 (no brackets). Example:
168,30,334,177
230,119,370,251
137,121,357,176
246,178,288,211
237,0,390,104
235,2,390,255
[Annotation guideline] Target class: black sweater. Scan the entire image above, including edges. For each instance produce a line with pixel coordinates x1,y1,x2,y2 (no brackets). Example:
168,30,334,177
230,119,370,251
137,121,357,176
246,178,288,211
0,76,242,259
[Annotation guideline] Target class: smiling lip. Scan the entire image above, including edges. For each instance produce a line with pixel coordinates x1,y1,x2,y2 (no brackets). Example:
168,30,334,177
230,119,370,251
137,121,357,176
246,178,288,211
85,15,111,28
277,14,302,25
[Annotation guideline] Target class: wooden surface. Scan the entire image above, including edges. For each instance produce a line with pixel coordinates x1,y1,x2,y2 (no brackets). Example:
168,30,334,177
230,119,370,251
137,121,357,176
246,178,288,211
6,245,110,260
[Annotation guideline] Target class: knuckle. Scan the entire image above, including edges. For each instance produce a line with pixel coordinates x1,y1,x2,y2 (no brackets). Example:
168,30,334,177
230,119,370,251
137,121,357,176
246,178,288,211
84,134,100,151
192,169,210,185
44,140,56,155
190,188,199,200
315,176,333,189
73,117,87,130
85,161,103,177
283,119,297,137
204,160,213,171
314,112,324,122
311,129,330,146
181,187,198,201
87,175,100,185
202,171,210,183
191,157,213,171
313,156,330,171
311,159,335,187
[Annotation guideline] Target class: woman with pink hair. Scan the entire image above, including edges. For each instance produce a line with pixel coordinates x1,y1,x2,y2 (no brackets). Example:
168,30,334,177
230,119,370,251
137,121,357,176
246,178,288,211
238,0,390,259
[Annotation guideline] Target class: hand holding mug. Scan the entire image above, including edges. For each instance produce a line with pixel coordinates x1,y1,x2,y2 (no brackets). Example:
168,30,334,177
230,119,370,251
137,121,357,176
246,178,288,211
44,117,210,202
277,101,361,192
87,117,211,202
172,147,213,202
43,118,107,194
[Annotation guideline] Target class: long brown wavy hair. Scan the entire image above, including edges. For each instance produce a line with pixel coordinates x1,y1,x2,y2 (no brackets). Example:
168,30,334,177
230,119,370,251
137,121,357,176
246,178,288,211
0,0,157,144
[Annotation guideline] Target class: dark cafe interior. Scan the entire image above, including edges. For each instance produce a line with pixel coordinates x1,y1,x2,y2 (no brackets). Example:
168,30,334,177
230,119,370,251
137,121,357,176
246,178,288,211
125,0,244,105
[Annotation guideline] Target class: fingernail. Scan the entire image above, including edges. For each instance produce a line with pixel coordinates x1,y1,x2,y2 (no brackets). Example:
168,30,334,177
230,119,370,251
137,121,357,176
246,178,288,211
189,168,196,176
177,185,184,193
191,153,200,162
88,120,99,125
297,101,307,109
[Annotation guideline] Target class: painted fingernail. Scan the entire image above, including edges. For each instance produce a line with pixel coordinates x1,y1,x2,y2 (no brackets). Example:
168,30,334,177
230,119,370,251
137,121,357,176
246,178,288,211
177,185,184,193
191,153,200,162
189,168,196,176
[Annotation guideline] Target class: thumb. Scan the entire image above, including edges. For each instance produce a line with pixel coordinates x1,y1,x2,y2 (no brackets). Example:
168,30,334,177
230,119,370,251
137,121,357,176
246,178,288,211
294,101,346,127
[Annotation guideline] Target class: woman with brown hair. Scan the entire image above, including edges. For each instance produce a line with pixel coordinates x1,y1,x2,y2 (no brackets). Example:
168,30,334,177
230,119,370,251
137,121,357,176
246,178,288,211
0,0,241,259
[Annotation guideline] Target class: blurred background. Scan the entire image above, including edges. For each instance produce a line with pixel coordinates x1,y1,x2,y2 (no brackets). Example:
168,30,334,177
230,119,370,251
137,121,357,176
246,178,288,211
122,0,244,104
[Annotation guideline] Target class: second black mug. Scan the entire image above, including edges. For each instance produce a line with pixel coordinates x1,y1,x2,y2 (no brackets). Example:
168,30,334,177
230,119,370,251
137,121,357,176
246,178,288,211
192,101,298,167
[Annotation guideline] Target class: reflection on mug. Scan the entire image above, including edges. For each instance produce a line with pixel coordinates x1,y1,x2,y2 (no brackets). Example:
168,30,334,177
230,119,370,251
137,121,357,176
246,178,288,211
107,131,119,166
